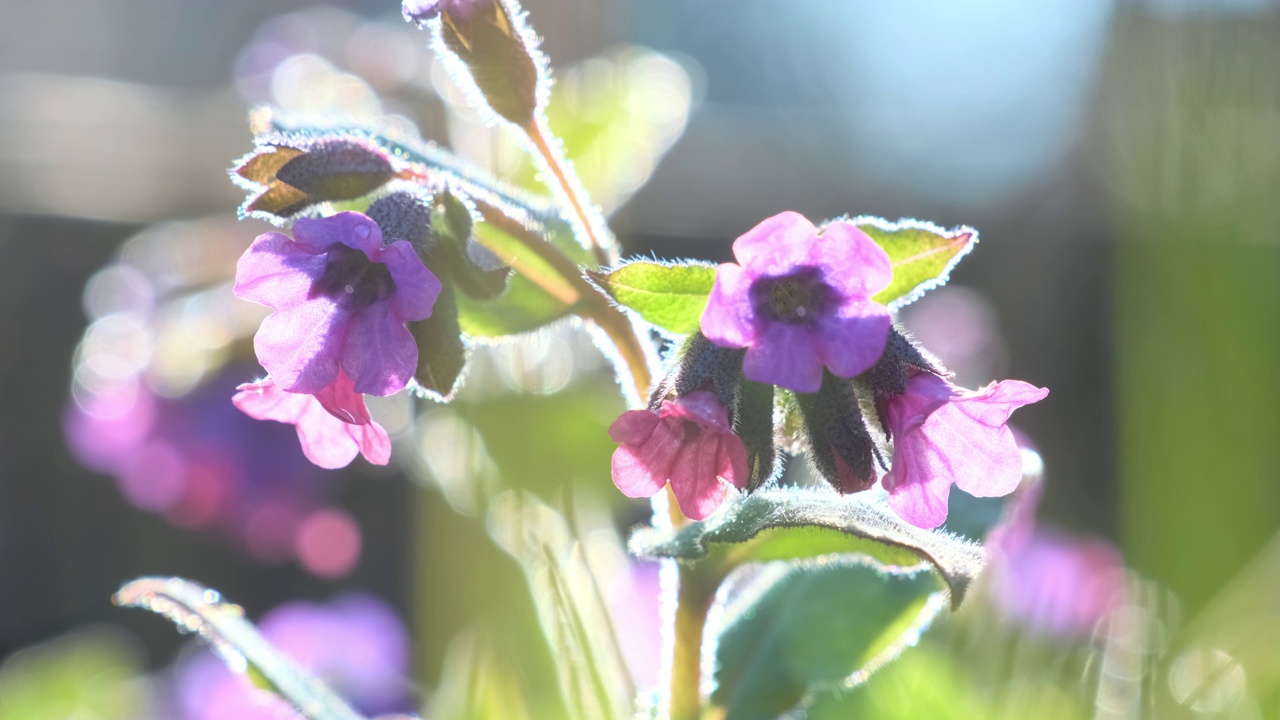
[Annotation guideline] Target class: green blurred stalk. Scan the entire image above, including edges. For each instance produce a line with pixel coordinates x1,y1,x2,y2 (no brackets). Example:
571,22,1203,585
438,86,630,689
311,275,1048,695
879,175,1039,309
1108,11,1280,614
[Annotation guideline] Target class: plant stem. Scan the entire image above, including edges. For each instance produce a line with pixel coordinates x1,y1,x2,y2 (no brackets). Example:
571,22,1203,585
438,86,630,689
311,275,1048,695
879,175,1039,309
523,117,615,267
668,560,718,720
471,197,653,401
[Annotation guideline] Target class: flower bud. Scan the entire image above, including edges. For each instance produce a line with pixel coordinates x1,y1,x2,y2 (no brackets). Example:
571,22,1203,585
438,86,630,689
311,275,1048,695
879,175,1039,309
795,371,880,494
233,137,397,222
406,0,544,127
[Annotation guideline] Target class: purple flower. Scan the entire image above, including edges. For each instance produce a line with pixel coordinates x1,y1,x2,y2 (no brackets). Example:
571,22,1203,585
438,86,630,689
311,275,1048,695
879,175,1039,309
882,372,1048,529
700,211,893,394
233,370,391,470
609,391,748,520
234,212,441,397
176,593,412,720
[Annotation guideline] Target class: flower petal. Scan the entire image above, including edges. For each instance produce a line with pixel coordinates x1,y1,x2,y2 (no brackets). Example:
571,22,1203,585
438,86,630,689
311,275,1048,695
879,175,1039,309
253,298,345,395
233,233,327,312
293,399,362,469
609,409,661,446
742,322,822,393
731,211,817,274
312,370,372,425
883,457,951,530
816,222,893,298
669,432,727,520
232,379,307,423
611,417,683,498
700,263,756,349
813,302,892,379
341,303,418,396
354,421,392,465
379,240,441,322
717,433,749,490
293,212,383,256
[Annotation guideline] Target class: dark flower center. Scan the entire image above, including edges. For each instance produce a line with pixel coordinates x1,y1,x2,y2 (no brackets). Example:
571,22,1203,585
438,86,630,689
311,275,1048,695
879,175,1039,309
749,266,836,326
680,419,704,443
311,244,398,309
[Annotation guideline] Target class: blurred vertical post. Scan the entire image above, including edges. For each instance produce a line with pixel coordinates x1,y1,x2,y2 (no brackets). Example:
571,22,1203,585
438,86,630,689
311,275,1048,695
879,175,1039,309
1107,8,1280,614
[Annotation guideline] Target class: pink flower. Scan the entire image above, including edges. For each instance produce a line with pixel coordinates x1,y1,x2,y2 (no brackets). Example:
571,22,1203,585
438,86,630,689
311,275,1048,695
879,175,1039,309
233,371,391,469
609,391,748,521
234,212,441,397
882,372,1048,529
700,211,893,393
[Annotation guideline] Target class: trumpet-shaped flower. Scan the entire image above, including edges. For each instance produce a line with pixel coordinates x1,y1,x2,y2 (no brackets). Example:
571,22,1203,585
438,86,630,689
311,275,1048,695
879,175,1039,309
233,371,390,469
700,211,893,393
883,372,1048,528
609,391,748,521
234,211,440,397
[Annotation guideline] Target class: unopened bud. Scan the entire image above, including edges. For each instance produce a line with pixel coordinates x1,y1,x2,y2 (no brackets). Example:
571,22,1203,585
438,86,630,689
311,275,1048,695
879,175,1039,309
796,371,880,495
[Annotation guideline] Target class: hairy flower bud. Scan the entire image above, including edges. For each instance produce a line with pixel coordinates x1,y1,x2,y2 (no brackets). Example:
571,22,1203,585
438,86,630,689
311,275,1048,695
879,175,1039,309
233,137,397,222
795,371,880,494
405,0,544,127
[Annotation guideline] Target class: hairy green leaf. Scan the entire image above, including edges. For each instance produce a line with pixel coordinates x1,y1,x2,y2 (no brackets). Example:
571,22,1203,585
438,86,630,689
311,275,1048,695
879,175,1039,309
114,577,367,720
628,490,984,609
710,558,947,720
850,217,976,310
589,261,715,335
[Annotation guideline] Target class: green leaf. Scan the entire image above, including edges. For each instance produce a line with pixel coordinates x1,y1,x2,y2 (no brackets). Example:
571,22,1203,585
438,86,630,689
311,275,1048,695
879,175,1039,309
850,217,976,310
114,577,367,720
709,558,947,720
487,493,633,720
628,490,984,609
589,261,716,335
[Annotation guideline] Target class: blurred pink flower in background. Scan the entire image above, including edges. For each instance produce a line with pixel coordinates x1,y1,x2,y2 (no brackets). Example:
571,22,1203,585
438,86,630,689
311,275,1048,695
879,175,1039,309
65,368,363,578
175,593,412,720
987,478,1127,637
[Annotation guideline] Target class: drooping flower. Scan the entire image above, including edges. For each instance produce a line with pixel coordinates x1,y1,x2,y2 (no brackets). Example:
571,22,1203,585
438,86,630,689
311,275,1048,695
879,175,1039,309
234,211,441,397
700,211,893,394
882,372,1048,529
176,593,412,720
233,371,391,469
609,391,748,520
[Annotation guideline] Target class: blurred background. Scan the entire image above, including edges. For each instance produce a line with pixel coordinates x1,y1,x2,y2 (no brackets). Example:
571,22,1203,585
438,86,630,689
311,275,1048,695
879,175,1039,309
0,0,1278,717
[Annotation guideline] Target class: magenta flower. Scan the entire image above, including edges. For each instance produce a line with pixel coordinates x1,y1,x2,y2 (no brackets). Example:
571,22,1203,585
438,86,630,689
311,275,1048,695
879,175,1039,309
882,372,1048,528
233,371,391,469
234,211,440,397
700,211,893,394
609,391,748,520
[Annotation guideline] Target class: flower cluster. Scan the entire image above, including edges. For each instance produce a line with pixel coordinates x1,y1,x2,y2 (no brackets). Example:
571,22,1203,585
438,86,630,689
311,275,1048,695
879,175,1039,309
232,211,438,467
608,211,1047,528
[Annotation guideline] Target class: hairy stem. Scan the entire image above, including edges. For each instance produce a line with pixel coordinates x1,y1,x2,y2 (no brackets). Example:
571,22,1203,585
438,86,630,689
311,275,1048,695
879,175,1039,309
470,197,652,400
522,117,615,267
668,560,719,720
